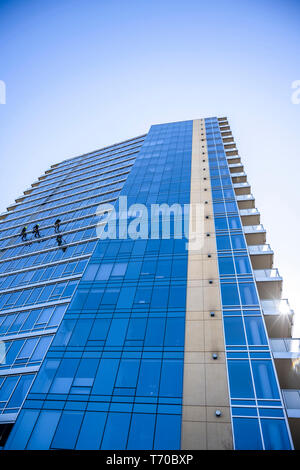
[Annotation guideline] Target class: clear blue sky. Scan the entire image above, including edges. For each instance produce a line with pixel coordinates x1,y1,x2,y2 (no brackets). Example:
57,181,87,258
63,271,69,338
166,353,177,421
0,0,300,333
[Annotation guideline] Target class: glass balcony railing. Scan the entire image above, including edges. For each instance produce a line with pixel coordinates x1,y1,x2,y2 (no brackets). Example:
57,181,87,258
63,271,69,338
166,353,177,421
282,389,300,412
270,338,300,357
261,299,293,316
228,163,243,168
254,268,282,282
248,244,273,255
233,182,249,188
236,194,254,201
243,224,265,234
240,208,260,216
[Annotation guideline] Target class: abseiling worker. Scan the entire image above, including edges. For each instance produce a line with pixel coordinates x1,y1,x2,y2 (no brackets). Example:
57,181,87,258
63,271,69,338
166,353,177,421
32,224,41,238
20,226,27,241
56,234,67,252
54,219,61,233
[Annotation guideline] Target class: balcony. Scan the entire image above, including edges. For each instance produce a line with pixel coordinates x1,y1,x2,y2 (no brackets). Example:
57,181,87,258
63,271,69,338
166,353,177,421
261,299,293,338
221,131,232,138
262,299,293,316
224,143,236,151
226,149,238,157
270,338,300,359
233,182,251,195
222,137,234,143
243,224,266,245
228,163,244,173
269,339,300,397
236,194,255,209
227,156,240,164
231,172,247,183
254,268,282,299
6,204,17,213
282,389,300,449
219,122,229,128
248,244,273,269
240,208,260,226
282,389,300,418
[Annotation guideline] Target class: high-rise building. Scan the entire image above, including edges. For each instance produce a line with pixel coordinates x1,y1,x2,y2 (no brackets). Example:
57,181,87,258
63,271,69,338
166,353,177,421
0,118,298,450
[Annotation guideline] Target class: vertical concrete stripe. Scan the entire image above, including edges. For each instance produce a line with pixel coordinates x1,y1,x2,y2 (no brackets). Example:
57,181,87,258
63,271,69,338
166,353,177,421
181,119,233,450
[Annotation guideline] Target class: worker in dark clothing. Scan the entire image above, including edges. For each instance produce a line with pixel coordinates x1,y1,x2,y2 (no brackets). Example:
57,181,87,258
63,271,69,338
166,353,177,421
54,219,61,233
56,234,67,252
56,234,63,246
20,226,27,241
32,224,41,238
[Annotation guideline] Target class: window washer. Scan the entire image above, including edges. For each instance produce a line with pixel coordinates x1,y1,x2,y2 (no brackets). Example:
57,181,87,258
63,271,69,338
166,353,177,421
56,234,63,246
54,219,61,233
20,226,27,241
32,224,41,238
56,234,67,252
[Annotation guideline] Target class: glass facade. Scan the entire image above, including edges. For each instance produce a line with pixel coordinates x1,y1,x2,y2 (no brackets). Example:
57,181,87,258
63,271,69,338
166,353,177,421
0,135,145,439
4,121,193,450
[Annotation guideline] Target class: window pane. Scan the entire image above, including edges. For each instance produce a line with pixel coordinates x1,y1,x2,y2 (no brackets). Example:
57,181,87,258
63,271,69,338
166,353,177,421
228,360,255,398
261,419,291,450
233,418,263,450
127,413,156,450
51,411,84,449
224,317,246,345
251,360,280,399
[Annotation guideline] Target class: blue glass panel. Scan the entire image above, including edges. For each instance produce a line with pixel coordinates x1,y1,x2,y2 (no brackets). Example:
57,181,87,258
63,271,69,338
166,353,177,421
101,412,131,450
233,418,263,450
6,374,34,408
92,358,119,395
76,412,107,450
137,360,161,396
0,375,18,401
224,317,246,345
27,410,61,450
127,413,156,450
218,256,235,275
50,358,80,394
51,411,84,449
239,283,259,305
160,360,183,397
115,359,140,388
145,318,165,346
154,414,181,450
235,256,251,274
221,283,240,305
244,317,267,345
5,409,39,450
164,318,185,346
251,361,280,399
31,359,61,393
260,419,291,450
228,360,255,398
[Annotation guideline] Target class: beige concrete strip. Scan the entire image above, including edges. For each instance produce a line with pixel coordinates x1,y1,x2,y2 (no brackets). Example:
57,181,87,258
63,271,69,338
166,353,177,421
181,119,233,450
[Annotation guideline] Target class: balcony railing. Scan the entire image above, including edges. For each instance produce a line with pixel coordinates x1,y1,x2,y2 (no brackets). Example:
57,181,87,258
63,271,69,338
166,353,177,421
236,194,254,201
282,389,300,417
234,182,250,188
261,299,293,316
270,338,300,358
240,208,260,217
248,244,273,255
254,268,282,282
243,224,265,234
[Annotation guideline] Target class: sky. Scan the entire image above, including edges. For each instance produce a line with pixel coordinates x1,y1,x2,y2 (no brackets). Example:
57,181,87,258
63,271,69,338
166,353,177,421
0,0,299,333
